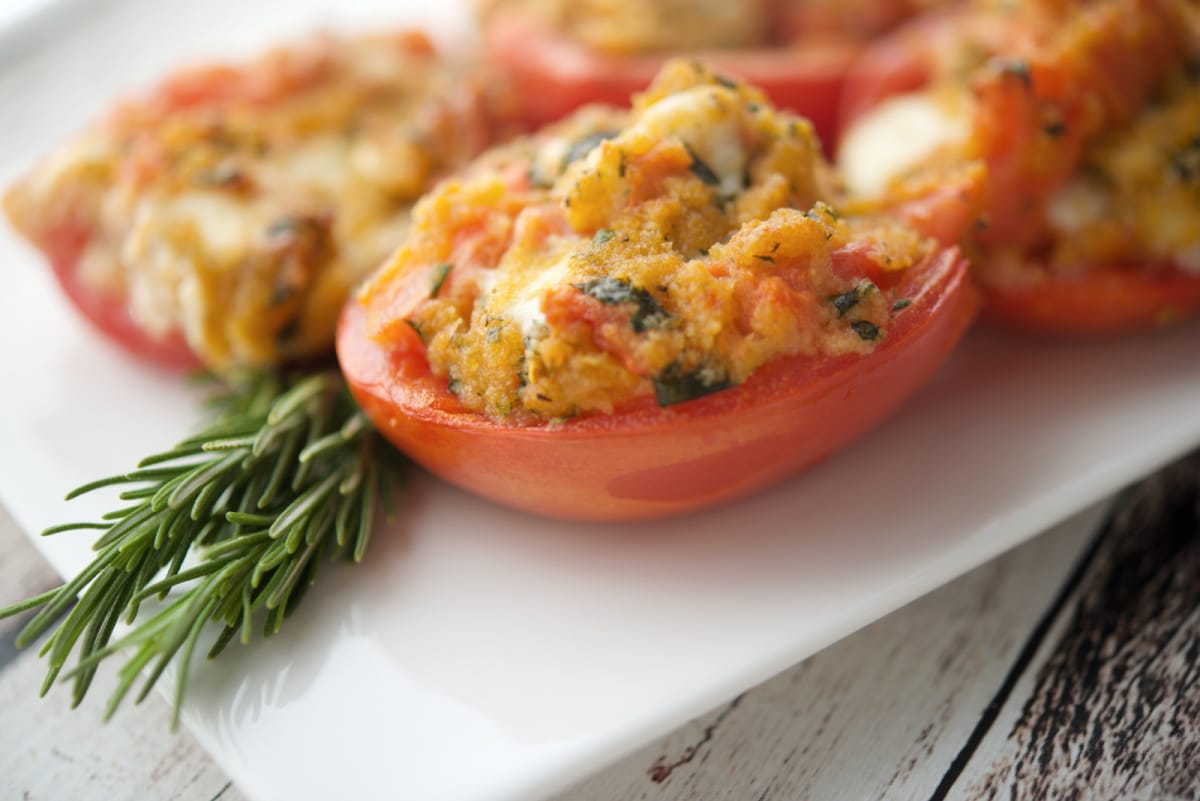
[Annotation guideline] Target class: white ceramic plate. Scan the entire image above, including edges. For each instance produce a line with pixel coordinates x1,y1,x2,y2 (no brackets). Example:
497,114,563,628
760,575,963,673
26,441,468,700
3,3,1200,800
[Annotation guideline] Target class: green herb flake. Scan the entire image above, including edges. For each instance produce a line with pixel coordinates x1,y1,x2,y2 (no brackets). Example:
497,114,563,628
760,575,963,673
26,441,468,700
593,229,616,247
575,277,671,333
754,255,775,264
891,298,912,312
653,365,732,407
429,263,452,299
562,131,617,170
851,320,881,341
685,144,720,187
831,279,876,316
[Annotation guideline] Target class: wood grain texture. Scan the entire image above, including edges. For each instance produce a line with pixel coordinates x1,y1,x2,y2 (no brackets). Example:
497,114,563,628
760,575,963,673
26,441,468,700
955,454,1200,801
554,508,1101,801
0,504,250,801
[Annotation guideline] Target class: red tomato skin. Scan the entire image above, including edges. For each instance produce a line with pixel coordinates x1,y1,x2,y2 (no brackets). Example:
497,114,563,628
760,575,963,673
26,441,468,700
982,266,1200,336
338,247,977,521
43,224,199,370
481,11,855,150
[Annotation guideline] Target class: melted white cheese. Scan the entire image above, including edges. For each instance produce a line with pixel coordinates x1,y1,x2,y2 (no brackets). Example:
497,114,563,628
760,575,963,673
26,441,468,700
1046,177,1110,233
632,87,748,197
479,247,576,338
838,92,969,198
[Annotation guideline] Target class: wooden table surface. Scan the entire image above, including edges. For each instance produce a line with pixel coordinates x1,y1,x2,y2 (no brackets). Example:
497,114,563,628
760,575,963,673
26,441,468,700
3,451,1197,801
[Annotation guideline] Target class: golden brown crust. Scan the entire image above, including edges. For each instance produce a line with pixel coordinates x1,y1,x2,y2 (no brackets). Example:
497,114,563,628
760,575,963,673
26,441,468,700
362,62,938,422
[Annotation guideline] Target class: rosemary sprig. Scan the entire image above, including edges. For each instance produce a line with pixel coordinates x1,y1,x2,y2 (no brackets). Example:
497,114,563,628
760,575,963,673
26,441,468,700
0,369,404,726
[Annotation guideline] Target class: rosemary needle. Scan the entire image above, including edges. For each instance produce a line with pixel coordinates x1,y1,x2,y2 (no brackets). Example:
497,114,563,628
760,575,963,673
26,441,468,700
0,369,404,727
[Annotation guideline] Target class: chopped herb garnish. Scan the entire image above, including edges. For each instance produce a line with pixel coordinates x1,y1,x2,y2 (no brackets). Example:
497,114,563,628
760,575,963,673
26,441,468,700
891,298,912,312
593,229,616,246
831,279,876,316
575,277,671,333
685,144,720,187
562,131,617,169
429,263,451,299
754,255,775,264
714,74,739,90
652,365,731,407
851,320,881,341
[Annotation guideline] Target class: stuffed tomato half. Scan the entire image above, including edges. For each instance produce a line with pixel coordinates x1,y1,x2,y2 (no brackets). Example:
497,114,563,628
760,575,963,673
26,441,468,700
838,0,1200,334
339,62,976,520
477,0,954,148
5,32,511,371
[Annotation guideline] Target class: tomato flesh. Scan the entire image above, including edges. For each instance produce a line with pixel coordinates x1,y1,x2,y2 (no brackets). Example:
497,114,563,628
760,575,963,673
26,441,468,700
338,246,976,521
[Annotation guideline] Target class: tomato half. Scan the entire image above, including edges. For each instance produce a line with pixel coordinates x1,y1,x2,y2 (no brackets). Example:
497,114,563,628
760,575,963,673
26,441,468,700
41,223,199,370
837,0,1200,335
480,10,857,149
337,245,976,521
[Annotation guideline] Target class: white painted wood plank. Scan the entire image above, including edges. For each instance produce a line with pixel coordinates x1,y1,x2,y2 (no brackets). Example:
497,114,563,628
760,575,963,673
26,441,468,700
0,644,251,801
951,456,1200,801
0,506,250,801
552,507,1103,801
